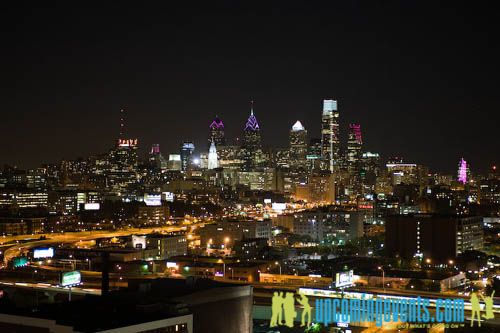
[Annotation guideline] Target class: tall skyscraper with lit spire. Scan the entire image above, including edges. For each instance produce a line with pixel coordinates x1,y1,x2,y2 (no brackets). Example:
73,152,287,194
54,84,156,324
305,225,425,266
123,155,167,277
208,141,219,170
241,101,263,171
107,108,139,191
209,115,225,146
321,99,340,172
289,120,308,170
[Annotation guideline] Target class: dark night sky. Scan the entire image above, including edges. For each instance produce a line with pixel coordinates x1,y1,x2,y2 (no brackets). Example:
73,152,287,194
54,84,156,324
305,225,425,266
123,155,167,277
1,1,499,173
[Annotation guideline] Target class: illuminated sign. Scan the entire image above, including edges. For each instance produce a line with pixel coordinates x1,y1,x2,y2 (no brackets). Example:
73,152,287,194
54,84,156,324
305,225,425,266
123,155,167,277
144,194,161,206
84,203,100,210
118,138,138,147
132,235,146,249
166,262,178,268
272,203,286,211
264,199,272,204
12,257,28,268
335,270,354,288
33,247,54,259
61,271,81,287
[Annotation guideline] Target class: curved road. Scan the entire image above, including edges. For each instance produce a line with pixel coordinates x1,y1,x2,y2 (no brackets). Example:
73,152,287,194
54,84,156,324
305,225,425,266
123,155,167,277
2,224,202,265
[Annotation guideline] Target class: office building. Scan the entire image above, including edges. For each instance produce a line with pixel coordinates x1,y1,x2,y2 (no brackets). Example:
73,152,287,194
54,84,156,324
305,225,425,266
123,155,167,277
146,233,187,259
347,124,362,173
289,120,308,171
241,103,263,171
386,214,483,261
200,219,272,250
107,138,139,191
209,115,226,146
321,99,340,172
457,158,469,184
180,141,195,172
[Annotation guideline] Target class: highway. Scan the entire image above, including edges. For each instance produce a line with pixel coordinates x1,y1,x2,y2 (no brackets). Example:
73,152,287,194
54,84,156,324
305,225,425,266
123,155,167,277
0,281,101,296
2,224,201,265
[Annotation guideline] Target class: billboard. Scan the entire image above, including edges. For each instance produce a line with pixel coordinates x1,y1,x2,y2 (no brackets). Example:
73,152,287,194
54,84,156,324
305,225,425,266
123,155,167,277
335,270,354,288
33,247,54,259
166,262,178,268
84,203,100,210
272,203,286,211
12,257,28,268
144,194,161,206
61,271,81,287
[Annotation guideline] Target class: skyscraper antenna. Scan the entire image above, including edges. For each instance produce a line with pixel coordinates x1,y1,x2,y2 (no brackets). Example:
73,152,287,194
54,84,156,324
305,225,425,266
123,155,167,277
120,108,125,138
250,100,254,116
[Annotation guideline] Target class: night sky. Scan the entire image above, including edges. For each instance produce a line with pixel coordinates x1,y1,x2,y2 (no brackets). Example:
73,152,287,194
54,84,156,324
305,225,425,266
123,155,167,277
2,2,499,173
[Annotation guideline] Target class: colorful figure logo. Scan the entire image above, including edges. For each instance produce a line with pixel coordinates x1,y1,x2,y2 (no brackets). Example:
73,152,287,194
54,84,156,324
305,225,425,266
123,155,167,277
270,291,310,328
297,292,312,327
470,291,495,327
481,291,495,320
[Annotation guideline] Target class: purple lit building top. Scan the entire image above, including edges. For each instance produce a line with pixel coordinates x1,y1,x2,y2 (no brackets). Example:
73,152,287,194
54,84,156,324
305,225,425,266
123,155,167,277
458,158,468,184
209,116,224,129
244,112,260,131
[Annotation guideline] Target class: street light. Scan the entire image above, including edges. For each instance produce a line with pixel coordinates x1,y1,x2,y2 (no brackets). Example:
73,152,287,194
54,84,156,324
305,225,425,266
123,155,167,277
275,261,282,275
378,266,385,292
217,259,226,278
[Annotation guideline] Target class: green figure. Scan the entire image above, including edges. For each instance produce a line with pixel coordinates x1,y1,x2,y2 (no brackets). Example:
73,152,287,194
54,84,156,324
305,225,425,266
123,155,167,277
283,292,297,327
470,292,481,327
297,292,312,327
270,291,284,327
481,291,495,320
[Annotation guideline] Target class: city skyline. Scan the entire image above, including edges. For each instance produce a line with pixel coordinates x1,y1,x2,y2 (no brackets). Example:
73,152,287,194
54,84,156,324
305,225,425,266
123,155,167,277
1,100,496,176
1,3,499,332
1,2,499,172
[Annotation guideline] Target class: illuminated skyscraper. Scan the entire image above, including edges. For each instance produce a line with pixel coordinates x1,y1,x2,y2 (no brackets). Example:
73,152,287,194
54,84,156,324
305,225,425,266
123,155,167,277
307,138,322,171
347,124,363,171
457,158,469,184
208,141,219,170
321,99,340,172
149,144,167,171
106,109,139,191
180,141,195,172
289,120,308,170
209,116,225,146
241,101,263,171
